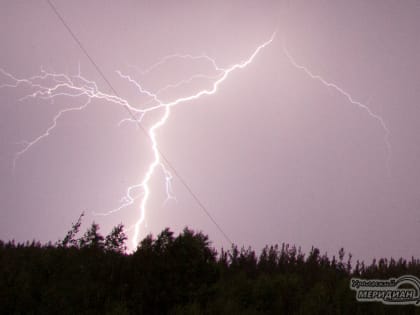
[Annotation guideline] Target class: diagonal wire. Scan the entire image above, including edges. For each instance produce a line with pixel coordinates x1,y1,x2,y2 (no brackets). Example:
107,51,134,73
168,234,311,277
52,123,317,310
45,0,233,245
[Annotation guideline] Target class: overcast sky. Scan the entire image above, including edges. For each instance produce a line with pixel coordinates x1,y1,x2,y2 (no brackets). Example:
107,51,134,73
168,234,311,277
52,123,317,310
1,1,419,261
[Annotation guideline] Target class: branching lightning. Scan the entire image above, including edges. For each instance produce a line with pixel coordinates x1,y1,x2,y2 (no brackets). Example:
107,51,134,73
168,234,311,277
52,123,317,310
282,44,391,172
1,33,275,248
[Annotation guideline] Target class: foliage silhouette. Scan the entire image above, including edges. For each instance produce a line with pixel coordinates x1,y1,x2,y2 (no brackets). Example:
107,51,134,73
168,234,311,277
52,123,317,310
1,218,420,314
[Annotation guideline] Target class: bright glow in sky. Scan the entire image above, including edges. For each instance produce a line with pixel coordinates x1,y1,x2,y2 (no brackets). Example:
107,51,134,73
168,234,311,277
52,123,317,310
1,1,419,261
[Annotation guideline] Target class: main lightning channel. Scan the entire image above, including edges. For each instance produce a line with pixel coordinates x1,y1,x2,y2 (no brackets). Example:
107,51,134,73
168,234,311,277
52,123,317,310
126,33,276,247
1,33,275,249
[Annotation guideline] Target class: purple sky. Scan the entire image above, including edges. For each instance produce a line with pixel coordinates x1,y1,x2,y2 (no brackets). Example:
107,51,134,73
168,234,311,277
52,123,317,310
0,1,419,261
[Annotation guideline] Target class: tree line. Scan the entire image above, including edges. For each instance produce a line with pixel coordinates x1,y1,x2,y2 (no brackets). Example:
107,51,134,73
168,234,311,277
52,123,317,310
1,214,419,314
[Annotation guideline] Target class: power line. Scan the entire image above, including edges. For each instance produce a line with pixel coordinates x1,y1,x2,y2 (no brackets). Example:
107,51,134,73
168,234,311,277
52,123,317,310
45,0,233,245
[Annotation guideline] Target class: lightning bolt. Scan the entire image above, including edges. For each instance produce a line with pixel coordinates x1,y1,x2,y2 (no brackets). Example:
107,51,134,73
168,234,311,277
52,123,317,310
1,33,275,248
282,44,391,173
121,33,276,248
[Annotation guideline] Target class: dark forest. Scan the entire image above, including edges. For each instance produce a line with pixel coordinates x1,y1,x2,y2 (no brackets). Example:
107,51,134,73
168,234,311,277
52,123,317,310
1,214,420,314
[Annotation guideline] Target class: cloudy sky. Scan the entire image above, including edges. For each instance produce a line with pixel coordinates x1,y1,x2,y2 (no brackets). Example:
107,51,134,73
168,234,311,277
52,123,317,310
0,1,419,260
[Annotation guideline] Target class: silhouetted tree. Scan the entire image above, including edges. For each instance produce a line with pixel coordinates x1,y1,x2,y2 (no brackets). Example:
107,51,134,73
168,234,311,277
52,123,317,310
79,222,104,249
59,212,84,248
105,223,127,253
